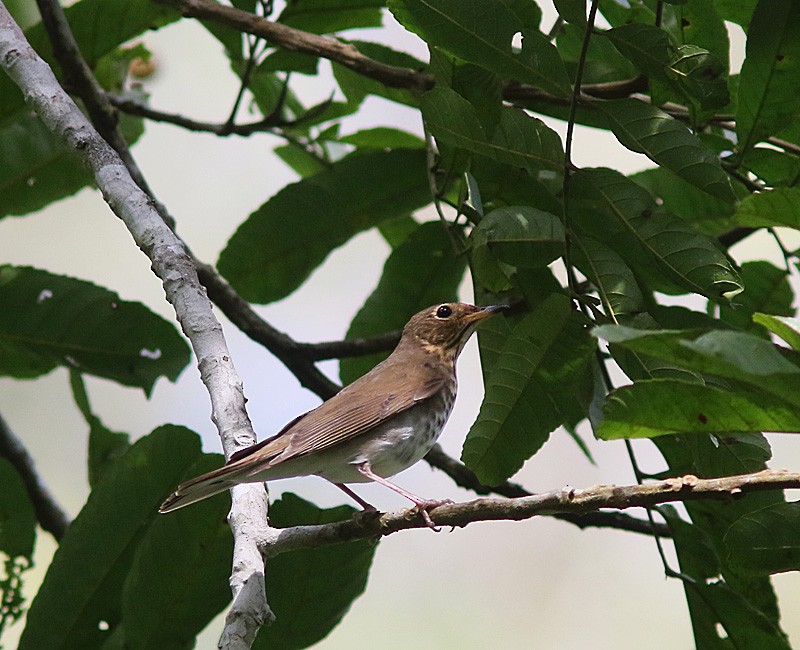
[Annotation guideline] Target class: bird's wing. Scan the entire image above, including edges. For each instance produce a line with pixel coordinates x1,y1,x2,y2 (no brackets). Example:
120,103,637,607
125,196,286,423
228,354,449,470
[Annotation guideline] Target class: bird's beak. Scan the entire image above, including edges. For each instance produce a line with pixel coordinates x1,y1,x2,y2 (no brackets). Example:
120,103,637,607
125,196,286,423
465,304,508,324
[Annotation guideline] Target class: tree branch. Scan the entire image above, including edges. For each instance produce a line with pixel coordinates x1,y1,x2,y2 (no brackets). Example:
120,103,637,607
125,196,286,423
0,412,70,541
0,8,272,648
423,444,670,537
298,331,401,361
259,469,800,555
158,0,432,92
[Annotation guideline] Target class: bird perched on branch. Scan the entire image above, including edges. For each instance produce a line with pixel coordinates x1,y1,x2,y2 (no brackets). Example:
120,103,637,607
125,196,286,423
160,302,506,528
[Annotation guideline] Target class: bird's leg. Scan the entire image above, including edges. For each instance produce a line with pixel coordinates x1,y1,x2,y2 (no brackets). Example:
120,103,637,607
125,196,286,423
333,482,377,511
355,461,452,531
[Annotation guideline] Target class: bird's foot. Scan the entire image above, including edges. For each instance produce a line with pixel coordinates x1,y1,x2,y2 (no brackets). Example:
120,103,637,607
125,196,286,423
409,498,454,532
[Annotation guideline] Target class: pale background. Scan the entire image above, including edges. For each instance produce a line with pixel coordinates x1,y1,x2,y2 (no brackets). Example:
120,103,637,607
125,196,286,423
2,4,799,648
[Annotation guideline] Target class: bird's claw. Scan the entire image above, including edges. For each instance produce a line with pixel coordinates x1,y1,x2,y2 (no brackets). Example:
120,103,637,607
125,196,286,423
409,498,454,532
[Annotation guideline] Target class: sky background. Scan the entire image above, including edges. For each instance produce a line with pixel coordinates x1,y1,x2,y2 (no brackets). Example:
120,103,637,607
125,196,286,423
2,3,800,648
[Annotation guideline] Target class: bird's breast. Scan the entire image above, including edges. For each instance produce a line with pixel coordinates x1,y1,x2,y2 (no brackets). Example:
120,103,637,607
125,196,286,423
312,379,457,484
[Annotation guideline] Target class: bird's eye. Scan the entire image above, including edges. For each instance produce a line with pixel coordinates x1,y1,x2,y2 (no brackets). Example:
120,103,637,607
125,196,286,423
436,305,452,319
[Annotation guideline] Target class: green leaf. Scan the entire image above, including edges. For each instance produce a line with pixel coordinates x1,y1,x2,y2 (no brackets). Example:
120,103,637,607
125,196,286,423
631,167,735,226
741,147,800,186
594,99,736,203
338,127,425,149
0,112,92,219
273,144,330,178
333,41,424,107
571,235,645,321
570,168,742,301
389,0,568,95
0,42,144,220
472,206,565,269
713,0,757,28
554,0,586,25
118,454,232,650
662,508,791,650
719,261,793,334
753,313,800,350
252,493,377,650
260,49,320,75
604,24,729,111
0,266,190,395
671,2,730,72
340,222,466,383
598,378,800,439
69,370,130,488
218,149,431,303
594,325,800,408
278,0,383,33
18,426,208,650
422,87,564,173
725,502,800,575
736,1,800,155
0,458,36,560
733,186,800,229
462,293,593,485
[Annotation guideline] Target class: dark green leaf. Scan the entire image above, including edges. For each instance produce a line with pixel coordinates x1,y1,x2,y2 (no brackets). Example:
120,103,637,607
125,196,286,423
631,167,735,227
260,49,320,75
719,261,793,334
570,168,742,301
0,458,36,559
670,2,730,71
18,427,207,650
753,313,800,350
69,370,130,487
273,144,329,178
462,293,593,485
0,266,190,394
741,147,800,186
595,325,800,408
0,112,92,219
218,149,431,303
725,502,800,575
594,99,736,203
422,87,563,173
733,186,800,229
389,0,567,95
712,0,756,27
338,127,425,149
252,493,377,650
119,454,232,650
598,378,800,439
662,508,791,650
340,222,466,383
473,206,565,269
736,1,800,155
278,0,383,33
571,235,645,321
333,41,424,107
554,0,586,25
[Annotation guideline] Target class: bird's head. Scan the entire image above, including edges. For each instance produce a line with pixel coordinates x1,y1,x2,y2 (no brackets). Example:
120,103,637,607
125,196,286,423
402,302,507,360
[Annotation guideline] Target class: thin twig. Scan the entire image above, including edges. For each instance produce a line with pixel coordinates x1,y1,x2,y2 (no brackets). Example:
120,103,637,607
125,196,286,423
0,412,71,541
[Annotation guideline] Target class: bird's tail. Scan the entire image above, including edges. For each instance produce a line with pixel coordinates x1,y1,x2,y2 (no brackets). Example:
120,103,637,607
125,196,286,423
159,464,242,513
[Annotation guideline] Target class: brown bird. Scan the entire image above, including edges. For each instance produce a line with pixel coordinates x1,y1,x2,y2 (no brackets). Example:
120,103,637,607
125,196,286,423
160,302,506,528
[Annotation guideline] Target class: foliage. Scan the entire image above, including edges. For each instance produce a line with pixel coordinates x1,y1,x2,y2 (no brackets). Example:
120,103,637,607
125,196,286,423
2,0,800,648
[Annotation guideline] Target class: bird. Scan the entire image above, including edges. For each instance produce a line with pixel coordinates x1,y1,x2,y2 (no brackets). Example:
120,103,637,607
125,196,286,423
159,302,506,528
